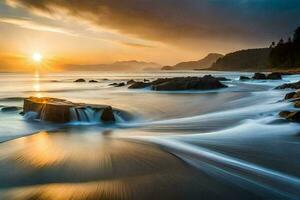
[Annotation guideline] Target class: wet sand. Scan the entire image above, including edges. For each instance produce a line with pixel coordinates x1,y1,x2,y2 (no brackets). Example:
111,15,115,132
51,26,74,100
0,128,269,200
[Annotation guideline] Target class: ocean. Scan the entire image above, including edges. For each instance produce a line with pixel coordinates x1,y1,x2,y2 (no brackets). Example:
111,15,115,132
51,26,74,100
0,71,299,199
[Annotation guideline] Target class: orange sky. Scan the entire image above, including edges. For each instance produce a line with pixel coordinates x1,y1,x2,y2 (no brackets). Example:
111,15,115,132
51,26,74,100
0,0,298,72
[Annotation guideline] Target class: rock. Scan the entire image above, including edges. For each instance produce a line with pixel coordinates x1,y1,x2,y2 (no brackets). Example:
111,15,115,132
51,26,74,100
152,76,227,91
284,92,297,100
23,97,118,123
128,76,227,90
279,111,292,118
252,73,266,80
100,106,115,122
279,110,300,123
74,79,86,82
24,97,73,123
127,79,136,85
275,81,300,89
144,79,150,82
216,77,230,81
203,75,230,81
116,82,125,87
89,80,98,83
1,106,21,112
266,72,282,80
109,82,125,87
128,82,151,89
294,101,300,108
240,76,250,80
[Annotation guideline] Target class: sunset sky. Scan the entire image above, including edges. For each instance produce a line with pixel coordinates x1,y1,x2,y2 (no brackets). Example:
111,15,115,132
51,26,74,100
0,0,300,72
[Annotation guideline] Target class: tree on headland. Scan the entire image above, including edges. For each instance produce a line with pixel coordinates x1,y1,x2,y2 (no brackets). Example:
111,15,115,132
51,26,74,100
293,27,300,44
270,26,300,68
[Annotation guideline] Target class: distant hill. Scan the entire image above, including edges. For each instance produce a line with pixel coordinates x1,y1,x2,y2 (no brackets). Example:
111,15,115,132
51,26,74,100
210,48,271,71
162,53,223,70
66,60,161,71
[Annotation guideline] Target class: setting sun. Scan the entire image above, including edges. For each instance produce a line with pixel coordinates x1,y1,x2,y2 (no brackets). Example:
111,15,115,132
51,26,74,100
32,52,42,62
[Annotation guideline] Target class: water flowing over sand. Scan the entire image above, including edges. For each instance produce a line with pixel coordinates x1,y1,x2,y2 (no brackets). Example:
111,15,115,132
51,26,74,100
0,71,299,200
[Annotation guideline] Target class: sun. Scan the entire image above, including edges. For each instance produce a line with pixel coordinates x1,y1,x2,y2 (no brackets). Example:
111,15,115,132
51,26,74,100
32,52,42,62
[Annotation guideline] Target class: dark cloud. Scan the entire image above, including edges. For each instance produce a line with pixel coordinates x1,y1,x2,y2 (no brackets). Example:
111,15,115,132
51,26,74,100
7,0,300,46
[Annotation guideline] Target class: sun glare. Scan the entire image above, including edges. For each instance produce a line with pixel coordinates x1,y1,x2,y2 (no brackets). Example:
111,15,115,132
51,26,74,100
32,52,42,62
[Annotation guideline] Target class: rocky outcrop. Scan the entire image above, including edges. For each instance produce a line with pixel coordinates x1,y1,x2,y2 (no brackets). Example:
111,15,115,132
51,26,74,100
109,82,126,87
127,80,136,85
1,106,21,112
240,76,250,80
252,73,267,80
284,91,300,100
23,97,116,123
128,82,151,89
267,72,282,80
101,106,115,122
74,79,86,82
252,72,282,80
128,75,227,91
153,76,227,91
279,111,300,123
89,80,98,83
275,81,300,89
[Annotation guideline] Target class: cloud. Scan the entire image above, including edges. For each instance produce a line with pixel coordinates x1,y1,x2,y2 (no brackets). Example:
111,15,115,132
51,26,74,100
7,0,300,47
0,17,74,35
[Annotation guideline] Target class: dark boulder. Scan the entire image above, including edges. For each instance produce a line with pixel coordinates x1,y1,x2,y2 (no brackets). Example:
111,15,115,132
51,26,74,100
279,111,292,118
101,106,115,122
252,73,266,80
267,72,282,80
279,110,300,123
74,79,86,82
275,81,300,89
152,76,227,91
89,80,98,83
127,79,136,85
240,76,250,80
109,82,125,87
1,106,21,112
128,82,151,89
116,82,125,87
203,75,229,81
285,92,297,100
294,101,300,108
